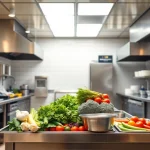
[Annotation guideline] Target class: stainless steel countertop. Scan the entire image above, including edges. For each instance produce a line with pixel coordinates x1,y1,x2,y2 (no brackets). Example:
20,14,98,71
117,93,150,102
0,94,34,105
1,131,150,143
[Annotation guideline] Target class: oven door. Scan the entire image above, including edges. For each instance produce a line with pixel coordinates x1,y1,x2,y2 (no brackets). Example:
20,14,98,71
128,99,145,118
6,111,16,123
6,102,18,123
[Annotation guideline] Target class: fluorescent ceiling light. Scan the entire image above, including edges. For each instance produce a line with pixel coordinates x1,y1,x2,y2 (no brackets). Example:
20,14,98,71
25,28,30,34
46,16,74,37
77,24,102,37
8,8,15,17
39,3,74,37
39,3,74,16
78,3,114,16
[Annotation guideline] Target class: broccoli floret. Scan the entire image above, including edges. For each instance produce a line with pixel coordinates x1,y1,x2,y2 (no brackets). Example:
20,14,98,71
78,100,101,114
99,102,114,113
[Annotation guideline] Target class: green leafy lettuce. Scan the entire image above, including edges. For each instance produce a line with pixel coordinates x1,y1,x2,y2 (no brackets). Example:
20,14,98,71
37,94,81,129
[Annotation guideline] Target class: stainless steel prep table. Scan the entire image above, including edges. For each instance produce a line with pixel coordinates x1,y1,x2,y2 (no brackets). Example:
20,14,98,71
1,130,150,150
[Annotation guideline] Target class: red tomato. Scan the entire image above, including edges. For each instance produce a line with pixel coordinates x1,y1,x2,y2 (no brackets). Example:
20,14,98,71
56,126,64,131
128,120,136,126
102,94,109,99
71,126,79,131
130,116,139,122
135,121,144,128
102,99,110,103
138,118,146,124
143,124,150,129
49,127,56,131
78,126,85,131
146,121,150,126
94,97,102,104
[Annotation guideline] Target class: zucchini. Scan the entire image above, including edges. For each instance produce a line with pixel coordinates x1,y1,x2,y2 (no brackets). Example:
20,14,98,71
122,122,146,131
118,125,145,132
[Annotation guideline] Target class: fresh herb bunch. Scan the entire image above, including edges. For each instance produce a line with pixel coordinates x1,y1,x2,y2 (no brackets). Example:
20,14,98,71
77,88,102,104
8,118,22,132
37,94,81,129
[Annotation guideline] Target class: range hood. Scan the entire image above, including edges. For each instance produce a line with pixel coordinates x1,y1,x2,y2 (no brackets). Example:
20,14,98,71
0,20,43,60
117,8,150,62
117,42,150,62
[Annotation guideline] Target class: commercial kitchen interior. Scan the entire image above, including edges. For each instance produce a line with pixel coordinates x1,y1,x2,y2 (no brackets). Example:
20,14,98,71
0,0,150,149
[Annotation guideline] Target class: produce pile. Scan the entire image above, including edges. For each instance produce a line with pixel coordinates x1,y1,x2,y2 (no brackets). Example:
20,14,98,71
77,88,111,104
77,88,114,114
8,88,114,132
8,109,40,132
115,116,150,132
37,94,83,131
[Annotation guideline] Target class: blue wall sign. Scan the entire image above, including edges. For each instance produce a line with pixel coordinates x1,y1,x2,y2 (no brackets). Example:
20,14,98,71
98,55,113,63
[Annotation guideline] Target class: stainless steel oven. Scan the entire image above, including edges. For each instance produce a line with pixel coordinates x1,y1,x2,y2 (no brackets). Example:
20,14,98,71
127,99,146,118
6,102,19,123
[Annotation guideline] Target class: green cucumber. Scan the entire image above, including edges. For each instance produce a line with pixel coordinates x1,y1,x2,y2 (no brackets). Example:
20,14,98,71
118,125,145,132
122,122,146,131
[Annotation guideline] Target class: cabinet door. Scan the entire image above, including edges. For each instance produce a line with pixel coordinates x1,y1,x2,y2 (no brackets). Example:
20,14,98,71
122,98,128,112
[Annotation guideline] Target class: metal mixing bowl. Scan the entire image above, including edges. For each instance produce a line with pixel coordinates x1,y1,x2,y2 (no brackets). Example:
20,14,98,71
80,113,116,132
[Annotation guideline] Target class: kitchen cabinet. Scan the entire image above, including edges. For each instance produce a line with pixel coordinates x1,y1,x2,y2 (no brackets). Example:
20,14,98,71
120,95,146,118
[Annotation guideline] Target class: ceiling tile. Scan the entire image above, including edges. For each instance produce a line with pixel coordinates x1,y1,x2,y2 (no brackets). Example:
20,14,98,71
98,31,121,37
119,31,129,38
110,3,150,15
16,15,47,28
77,0,117,2
29,24,50,32
30,31,54,37
1,0,35,2
77,16,106,24
118,0,150,2
3,3,42,15
0,4,9,19
0,4,9,14
105,15,139,25
37,0,76,2
101,24,128,32
37,0,117,2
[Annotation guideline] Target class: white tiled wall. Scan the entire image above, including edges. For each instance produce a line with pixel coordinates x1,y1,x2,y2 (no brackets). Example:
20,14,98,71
0,39,149,110
11,38,129,109
12,39,128,90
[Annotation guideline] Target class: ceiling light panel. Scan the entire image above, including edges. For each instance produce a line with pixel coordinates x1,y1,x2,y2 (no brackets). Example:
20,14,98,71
78,3,114,16
46,16,74,37
39,3,74,37
77,24,102,37
39,3,74,16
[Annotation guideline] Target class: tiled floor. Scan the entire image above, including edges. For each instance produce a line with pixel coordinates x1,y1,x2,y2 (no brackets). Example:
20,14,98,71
0,144,5,150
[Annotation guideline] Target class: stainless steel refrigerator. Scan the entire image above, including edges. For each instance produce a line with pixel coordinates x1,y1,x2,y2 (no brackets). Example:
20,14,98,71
89,61,113,100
